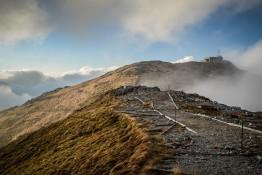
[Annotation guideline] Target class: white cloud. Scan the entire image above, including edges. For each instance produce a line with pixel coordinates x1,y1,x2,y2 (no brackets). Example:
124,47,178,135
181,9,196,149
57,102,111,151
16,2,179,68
62,65,118,76
122,0,225,42
186,73,262,112
0,0,51,45
1,0,260,45
172,56,195,63
51,0,261,43
0,85,31,110
226,40,262,76
60,66,118,84
52,0,226,42
0,65,117,110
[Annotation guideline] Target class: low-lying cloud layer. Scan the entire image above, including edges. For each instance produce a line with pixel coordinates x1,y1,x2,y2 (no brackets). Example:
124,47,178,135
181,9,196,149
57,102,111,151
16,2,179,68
0,66,117,110
226,40,262,77
0,0,261,45
0,85,30,110
140,41,262,112
141,62,262,112
186,73,262,112
172,56,195,64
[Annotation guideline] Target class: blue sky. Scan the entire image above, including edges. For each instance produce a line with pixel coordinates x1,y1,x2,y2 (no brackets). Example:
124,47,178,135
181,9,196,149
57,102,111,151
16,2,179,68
0,0,261,75
0,0,262,110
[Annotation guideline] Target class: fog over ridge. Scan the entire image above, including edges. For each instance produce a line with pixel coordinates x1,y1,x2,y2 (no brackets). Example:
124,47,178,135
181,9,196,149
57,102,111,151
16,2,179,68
140,59,262,112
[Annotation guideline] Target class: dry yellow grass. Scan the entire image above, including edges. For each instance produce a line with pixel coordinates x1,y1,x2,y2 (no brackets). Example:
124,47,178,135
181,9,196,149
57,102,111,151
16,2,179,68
0,60,242,148
0,65,139,147
0,93,166,175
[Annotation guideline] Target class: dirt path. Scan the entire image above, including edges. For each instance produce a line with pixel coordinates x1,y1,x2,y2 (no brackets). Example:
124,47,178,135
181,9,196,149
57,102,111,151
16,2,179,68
116,87,262,175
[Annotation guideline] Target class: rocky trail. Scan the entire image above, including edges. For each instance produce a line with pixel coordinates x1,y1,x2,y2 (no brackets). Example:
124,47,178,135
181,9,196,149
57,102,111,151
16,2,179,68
115,86,262,175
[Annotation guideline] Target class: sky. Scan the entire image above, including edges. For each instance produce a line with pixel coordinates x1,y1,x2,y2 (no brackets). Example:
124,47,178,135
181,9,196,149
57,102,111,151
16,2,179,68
0,0,262,110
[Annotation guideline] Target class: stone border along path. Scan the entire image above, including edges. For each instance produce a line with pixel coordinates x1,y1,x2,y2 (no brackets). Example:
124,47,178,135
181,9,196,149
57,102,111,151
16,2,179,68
116,89,262,174
183,111,262,135
134,96,198,134
167,91,262,135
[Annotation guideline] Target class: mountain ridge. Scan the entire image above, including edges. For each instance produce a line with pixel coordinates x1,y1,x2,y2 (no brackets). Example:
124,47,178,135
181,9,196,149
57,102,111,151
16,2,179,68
1,85,261,174
0,59,255,148
0,91,166,175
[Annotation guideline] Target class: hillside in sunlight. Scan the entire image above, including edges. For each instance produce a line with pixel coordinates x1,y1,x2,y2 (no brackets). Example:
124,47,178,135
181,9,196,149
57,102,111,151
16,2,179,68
1,58,261,148
0,64,139,148
0,92,166,175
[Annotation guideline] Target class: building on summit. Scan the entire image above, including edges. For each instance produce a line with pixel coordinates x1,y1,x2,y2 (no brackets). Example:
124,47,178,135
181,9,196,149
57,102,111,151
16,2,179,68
204,56,223,63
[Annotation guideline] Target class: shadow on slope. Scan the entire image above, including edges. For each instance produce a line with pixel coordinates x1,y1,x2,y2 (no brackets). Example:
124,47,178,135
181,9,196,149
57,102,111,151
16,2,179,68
0,92,165,175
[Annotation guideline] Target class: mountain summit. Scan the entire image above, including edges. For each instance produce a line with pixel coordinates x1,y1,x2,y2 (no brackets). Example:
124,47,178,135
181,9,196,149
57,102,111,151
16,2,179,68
0,59,262,174
0,59,249,148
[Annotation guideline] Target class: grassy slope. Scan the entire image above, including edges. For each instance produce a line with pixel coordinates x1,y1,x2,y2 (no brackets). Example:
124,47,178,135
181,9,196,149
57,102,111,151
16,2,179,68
0,60,241,148
0,65,139,148
0,93,165,175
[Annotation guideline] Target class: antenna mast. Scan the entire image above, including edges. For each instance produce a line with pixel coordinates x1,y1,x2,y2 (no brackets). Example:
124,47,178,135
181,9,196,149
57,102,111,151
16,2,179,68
217,49,221,56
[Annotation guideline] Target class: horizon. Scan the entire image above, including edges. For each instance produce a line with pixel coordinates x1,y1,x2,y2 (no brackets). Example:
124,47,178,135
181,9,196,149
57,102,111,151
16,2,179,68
0,0,262,110
1,2,262,174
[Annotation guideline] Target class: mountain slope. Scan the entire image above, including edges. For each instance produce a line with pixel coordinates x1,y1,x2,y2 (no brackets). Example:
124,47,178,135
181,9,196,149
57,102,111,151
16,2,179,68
0,65,139,147
137,60,241,90
0,86,261,175
0,59,252,147
0,92,165,175
0,58,262,174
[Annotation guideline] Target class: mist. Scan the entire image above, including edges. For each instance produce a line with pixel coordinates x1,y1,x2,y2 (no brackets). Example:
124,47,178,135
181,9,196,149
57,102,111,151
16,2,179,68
185,73,262,112
139,61,262,112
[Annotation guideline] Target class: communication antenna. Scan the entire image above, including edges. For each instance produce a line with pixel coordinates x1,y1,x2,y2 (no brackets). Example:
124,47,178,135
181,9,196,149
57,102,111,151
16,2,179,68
217,49,221,56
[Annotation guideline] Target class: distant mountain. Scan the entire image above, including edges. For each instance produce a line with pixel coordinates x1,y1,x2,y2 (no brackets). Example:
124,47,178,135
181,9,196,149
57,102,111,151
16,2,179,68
0,58,260,148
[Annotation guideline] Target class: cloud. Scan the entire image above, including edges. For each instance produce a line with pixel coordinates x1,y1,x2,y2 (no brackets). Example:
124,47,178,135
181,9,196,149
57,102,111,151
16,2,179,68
0,0,50,45
186,73,262,112
50,0,226,42
140,46,262,111
122,0,226,42
0,66,117,110
0,0,261,45
60,66,118,84
226,39,262,76
0,85,31,110
172,56,195,63
45,0,262,43
227,0,262,13
54,0,261,43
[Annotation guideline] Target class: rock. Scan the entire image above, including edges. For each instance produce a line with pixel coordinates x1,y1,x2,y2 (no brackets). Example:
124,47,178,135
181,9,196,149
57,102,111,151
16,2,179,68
224,145,234,150
112,86,160,96
256,155,262,164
